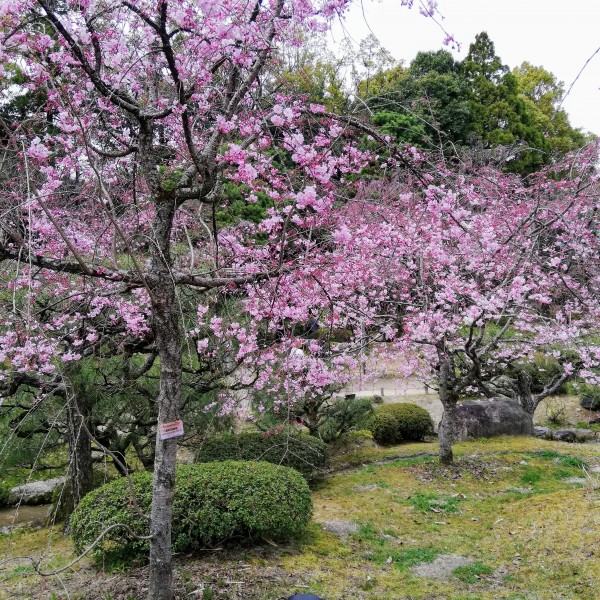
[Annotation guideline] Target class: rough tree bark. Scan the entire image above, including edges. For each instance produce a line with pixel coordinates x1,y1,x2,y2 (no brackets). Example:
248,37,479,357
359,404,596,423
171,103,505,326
147,195,182,600
437,350,459,465
66,392,94,508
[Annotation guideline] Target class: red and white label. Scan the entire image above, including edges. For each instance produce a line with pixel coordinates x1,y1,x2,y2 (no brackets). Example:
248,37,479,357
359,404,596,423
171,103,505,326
159,420,184,440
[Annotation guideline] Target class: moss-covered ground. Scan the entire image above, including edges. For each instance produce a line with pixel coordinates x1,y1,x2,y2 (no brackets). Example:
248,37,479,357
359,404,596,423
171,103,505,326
1,436,599,599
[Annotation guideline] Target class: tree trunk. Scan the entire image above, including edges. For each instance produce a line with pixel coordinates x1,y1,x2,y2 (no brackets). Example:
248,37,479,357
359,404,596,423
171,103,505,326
437,352,458,465
438,401,457,465
148,198,182,600
515,370,535,415
66,393,94,507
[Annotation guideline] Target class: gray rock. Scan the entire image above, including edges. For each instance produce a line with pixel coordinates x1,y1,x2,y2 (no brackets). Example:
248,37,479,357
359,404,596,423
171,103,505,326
580,395,600,411
353,484,379,492
411,554,473,580
563,477,587,485
574,429,597,442
319,519,360,537
552,429,576,442
0,523,26,535
8,477,67,506
534,426,553,439
450,398,533,442
506,487,534,494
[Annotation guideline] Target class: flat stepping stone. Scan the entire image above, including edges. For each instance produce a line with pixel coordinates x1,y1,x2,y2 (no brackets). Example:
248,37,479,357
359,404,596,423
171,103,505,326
563,477,587,485
318,519,359,537
353,484,379,492
412,554,473,580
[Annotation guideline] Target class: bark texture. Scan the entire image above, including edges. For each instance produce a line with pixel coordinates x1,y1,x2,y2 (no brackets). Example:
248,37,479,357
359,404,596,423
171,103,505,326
437,352,459,465
66,392,94,508
147,196,182,600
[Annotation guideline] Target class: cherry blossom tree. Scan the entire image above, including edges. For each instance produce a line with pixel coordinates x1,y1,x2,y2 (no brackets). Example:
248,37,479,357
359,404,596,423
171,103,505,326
321,145,600,463
0,0,390,597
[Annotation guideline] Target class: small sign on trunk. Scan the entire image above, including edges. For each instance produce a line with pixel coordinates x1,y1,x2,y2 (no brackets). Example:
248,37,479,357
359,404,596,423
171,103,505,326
159,420,184,440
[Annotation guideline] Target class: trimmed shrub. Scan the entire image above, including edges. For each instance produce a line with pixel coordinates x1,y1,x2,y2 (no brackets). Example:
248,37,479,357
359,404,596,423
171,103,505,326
370,409,401,445
370,403,434,445
195,431,327,481
70,461,312,558
71,471,152,557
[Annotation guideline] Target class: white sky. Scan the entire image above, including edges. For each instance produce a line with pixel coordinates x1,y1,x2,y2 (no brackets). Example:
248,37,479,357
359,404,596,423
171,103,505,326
330,0,600,135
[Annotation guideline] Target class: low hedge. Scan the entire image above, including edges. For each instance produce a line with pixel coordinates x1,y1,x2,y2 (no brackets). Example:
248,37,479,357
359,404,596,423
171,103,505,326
195,431,327,481
370,403,434,445
70,461,312,558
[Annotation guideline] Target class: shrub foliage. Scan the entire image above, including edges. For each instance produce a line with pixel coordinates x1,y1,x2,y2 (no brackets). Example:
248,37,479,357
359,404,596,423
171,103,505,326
70,461,312,558
195,431,327,480
370,403,434,445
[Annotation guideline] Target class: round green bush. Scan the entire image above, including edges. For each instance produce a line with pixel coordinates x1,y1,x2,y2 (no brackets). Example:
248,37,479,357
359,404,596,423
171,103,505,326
370,403,434,445
70,461,312,558
370,410,401,445
195,431,327,481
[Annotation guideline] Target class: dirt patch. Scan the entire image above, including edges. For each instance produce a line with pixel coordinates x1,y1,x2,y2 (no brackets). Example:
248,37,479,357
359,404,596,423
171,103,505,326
407,456,507,484
0,542,307,600
411,554,473,580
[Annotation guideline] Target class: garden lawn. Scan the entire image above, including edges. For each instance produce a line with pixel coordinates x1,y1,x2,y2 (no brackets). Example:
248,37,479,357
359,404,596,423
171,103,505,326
1,436,599,599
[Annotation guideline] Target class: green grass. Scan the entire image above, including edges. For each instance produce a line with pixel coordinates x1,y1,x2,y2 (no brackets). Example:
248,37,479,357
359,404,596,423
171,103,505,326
389,547,440,570
519,466,543,484
406,492,464,513
452,562,494,583
528,450,587,468
2,436,600,599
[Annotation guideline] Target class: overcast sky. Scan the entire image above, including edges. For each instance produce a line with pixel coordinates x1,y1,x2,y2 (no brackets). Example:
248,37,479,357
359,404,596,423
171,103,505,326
330,0,600,135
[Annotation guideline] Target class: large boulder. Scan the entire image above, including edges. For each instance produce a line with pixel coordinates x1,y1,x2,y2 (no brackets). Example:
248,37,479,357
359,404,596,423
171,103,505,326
8,477,67,506
450,398,533,442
